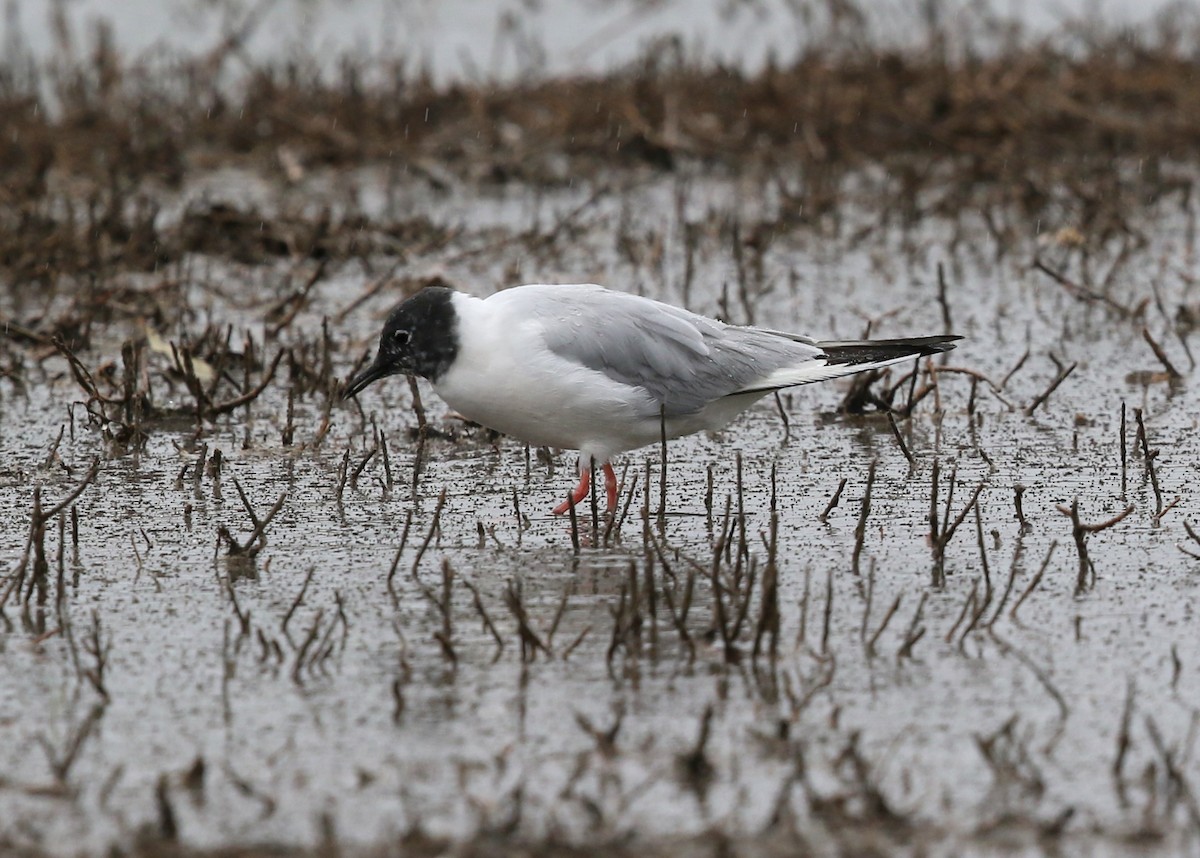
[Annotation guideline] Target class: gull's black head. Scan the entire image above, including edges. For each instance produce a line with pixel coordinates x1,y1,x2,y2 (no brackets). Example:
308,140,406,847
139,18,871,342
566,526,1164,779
342,286,459,399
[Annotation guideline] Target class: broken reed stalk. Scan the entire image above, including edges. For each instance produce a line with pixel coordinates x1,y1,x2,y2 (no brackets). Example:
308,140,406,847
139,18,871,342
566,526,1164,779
1180,520,1200,561
944,579,978,643
53,336,117,410
291,609,326,683
606,468,636,545
71,505,80,565
1013,484,1028,531
385,510,414,604
281,568,315,648
887,411,914,466
974,500,991,601
957,574,994,649
678,705,715,796
1032,257,1134,316
379,433,393,489
657,405,667,524
405,375,427,433
796,566,811,649
710,496,735,662
936,261,953,336
210,349,285,418
334,447,351,503
866,592,902,658
851,461,876,576
734,453,748,579
1133,408,1164,519
927,459,984,587
1142,327,1183,380
922,365,1015,410
54,511,66,631
410,489,446,577
545,588,573,653
407,375,429,495
1000,349,1029,389
705,465,715,534
987,536,1025,629
904,363,921,413
1143,716,1200,832
752,507,780,662
504,578,550,663
1119,402,1127,499
819,478,847,523
404,556,457,665
512,488,524,534
604,561,643,667
5,459,101,612
1064,501,1091,594
567,484,580,554
1009,542,1056,622
349,446,377,487
207,449,223,497
41,458,100,523
860,564,874,646
820,569,834,656
460,577,503,660
643,551,658,652
1112,679,1135,802
588,456,599,546
191,443,207,498
1057,500,1134,594
282,387,295,446
39,703,105,785
897,591,927,659
433,559,456,665
651,531,697,662
640,458,652,551
561,624,592,661
308,589,349,672
220,478,286,556
773,391,791,442
1025,360,1077,415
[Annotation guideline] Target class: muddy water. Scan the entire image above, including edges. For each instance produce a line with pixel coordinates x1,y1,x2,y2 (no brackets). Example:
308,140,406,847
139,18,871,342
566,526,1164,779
1,170,1198,855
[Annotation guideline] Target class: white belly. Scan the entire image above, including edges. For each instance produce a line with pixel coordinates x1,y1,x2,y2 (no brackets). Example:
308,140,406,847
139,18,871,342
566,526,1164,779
435,347,655,460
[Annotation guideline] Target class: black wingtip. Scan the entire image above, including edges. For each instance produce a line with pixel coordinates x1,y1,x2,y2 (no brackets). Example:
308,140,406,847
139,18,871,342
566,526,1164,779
817,334,961,366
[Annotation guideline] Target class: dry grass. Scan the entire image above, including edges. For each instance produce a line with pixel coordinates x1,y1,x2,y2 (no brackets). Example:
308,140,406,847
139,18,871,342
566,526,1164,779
1,2,1199,293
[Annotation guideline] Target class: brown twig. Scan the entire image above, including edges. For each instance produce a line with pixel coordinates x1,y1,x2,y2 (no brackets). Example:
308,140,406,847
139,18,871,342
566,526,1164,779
1025,360,1077,415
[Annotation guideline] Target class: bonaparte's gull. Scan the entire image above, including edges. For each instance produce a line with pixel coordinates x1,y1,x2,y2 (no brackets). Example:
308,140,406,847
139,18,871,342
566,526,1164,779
343,284,958,513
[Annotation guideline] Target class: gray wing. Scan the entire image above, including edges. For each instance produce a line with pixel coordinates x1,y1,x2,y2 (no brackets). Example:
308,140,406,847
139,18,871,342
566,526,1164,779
516,285,823,418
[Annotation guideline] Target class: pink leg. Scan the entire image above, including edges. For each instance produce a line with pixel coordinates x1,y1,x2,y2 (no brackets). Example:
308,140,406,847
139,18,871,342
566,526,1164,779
552,468,592,516
603,463,618,511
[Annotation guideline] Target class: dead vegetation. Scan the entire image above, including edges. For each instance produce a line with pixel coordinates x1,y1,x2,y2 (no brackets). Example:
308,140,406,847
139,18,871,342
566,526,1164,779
2,2,1200,295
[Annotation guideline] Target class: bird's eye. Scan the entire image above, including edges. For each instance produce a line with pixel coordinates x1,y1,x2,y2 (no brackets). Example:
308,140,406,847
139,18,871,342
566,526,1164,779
392,329,411,346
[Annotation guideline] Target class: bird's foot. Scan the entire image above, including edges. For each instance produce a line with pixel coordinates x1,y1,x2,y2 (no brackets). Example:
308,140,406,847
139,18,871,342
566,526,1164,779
553,463,619,515
553,468,592,515
602,463,618,511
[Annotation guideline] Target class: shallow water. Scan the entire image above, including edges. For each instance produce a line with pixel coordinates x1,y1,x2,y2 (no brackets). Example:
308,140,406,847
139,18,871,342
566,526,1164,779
1,165,1199,855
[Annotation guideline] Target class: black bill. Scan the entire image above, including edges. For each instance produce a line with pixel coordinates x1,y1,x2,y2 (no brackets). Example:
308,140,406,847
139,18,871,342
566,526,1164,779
341,361,392,400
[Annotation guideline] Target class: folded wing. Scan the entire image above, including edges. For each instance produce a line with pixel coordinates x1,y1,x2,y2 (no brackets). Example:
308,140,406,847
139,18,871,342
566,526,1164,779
519,284,958,416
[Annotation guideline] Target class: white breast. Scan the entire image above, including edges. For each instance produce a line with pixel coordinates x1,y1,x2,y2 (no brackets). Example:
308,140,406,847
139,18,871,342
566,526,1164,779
431,292,660,461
